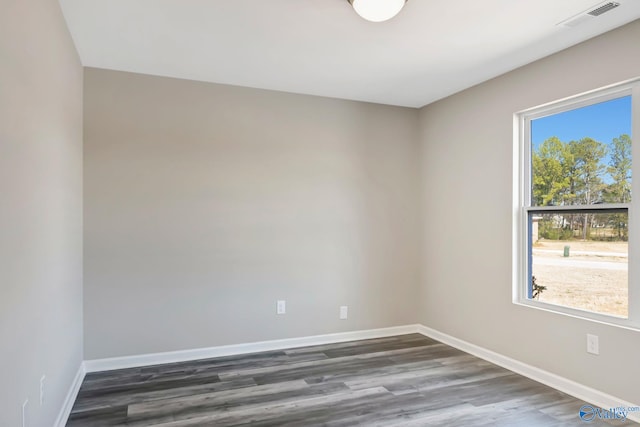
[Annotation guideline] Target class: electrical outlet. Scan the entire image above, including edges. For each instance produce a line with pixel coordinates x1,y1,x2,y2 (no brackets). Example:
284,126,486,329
22,399,28,427
40,375,45,406
340,306,348,320
587,334,599,355
276,300,286,315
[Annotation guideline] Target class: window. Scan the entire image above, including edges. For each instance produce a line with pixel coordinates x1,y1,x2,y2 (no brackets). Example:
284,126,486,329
515,80,639,328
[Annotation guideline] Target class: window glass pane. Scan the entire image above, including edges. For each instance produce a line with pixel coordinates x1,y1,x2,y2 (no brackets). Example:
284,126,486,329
531,96,632,206
529,211,628,318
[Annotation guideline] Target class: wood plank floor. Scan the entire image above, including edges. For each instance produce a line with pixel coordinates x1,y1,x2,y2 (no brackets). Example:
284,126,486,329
67,334,636,426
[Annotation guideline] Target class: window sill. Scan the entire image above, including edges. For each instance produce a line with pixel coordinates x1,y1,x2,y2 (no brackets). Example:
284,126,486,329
513,299,640,332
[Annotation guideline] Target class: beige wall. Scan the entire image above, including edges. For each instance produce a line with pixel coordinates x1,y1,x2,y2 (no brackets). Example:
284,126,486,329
0,0,83,425
418,20,640,404
83,68,421,359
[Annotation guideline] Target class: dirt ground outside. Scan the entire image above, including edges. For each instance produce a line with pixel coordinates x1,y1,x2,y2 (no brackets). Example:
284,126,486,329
531,239,628,317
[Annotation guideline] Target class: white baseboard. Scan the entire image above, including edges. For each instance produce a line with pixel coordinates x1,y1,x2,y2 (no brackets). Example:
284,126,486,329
416,325,640,423
54,362,86,427
84,324,421,373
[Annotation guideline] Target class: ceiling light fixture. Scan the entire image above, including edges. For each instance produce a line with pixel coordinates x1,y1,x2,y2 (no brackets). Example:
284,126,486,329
348,0,408,23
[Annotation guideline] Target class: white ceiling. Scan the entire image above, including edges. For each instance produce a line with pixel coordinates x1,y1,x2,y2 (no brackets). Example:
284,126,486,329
59,0,640,108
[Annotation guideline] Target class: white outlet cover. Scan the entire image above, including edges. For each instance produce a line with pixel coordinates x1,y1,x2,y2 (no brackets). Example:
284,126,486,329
587,334,599,355
340,306,348,320
276,300,286,315
40,375,46,406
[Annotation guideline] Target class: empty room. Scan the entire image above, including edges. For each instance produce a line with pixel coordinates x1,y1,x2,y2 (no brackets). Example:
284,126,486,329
3,0,640,425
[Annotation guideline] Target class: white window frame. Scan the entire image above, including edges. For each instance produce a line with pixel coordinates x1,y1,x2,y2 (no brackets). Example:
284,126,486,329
514,78,640,330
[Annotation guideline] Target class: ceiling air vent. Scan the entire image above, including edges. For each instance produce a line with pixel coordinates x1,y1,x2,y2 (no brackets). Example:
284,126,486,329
558,1,621,27
587,2,620,16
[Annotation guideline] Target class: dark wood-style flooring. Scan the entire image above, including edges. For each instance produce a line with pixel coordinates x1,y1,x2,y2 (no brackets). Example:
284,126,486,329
67,334,635,426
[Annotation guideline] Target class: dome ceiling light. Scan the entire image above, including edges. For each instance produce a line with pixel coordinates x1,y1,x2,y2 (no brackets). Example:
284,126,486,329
348,0,408,23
